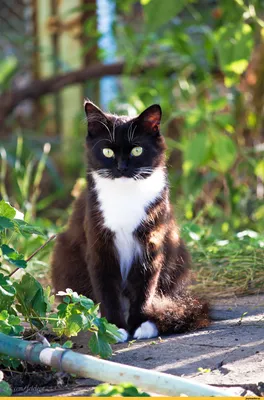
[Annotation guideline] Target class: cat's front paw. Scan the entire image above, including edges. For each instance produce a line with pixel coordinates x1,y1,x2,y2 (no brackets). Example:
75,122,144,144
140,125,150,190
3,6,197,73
133,321,158,340
115,328,129,343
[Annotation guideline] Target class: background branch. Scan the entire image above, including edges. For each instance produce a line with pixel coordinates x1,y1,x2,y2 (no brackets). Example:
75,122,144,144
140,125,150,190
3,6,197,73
0,60,159,126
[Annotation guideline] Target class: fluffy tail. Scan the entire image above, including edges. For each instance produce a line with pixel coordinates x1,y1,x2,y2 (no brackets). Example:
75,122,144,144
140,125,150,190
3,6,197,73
144,293,209,334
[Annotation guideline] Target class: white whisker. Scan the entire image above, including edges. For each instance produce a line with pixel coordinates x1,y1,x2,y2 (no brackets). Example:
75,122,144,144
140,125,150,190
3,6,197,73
87,118,113,142
130,124,137,142
112,117,117,142
91,138,112,150
127,121,133,142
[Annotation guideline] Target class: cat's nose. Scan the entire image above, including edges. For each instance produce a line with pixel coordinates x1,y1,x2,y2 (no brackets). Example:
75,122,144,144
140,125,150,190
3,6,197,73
117,160,128,172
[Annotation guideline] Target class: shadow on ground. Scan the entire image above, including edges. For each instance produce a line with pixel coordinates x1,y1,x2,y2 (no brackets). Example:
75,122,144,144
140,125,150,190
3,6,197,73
17,294,264,397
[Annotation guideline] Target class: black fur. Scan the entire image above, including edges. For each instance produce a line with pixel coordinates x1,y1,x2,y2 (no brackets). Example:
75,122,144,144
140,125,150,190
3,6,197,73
51,100,209,338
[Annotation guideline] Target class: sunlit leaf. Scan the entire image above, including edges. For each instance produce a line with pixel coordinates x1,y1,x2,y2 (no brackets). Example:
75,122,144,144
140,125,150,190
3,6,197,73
214,23,253,86
0,201,16,219
255,160,264,181
212,135,237,172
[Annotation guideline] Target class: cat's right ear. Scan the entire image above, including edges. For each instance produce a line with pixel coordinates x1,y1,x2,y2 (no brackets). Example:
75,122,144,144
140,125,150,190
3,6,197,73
84,99,109,137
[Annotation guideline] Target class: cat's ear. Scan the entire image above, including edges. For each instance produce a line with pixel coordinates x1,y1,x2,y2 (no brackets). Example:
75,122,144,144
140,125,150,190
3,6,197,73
84,99,109,136
137,104,162,135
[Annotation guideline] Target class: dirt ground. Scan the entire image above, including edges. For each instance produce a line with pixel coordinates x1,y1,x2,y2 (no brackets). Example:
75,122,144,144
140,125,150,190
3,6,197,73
15,294,264,397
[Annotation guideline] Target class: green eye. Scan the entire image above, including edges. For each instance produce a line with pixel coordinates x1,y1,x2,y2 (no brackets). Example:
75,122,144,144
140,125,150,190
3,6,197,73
131,146,143,157
102,148,114,158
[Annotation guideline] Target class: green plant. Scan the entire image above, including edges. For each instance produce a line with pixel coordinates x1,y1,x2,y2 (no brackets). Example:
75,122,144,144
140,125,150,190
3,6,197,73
112,0,264,233
92,382,150,397
0,371,12,396
197,367,211,374
0,137,64,221
0,139,71,284
238,311,248,325
0,200,120,372
183,222,264,297
49,289,120,359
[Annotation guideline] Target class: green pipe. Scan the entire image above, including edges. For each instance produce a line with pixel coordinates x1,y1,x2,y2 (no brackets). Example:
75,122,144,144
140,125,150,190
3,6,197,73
0,333,234,397
0,333,46,364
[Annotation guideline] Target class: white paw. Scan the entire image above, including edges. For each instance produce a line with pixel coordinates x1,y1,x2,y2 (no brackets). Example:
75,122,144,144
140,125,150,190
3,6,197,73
133,321,158,340
115,328,129,343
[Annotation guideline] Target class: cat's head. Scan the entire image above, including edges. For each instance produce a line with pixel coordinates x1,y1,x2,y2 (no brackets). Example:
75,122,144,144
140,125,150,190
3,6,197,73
84,99,166,180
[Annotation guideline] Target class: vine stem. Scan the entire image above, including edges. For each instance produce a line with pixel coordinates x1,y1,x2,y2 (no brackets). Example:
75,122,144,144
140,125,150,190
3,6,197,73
9,234,57,278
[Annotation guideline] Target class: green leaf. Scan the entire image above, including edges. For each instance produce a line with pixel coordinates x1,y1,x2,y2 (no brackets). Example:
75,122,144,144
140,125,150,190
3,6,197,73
1,245,27,269
13,219,45,237
93,382,150,397
212,135,237,173
253,205,264,221
0,273,16,311
62,340,73,349
79,296,94,309
255,160,264,181
0,55,18,91
214,23,253,86
0,201,16,219
14,273,48,328
89,331,113,359
0,379,12,396
0,310,8,321
183,133,211,174
101,320,120,344
57,303,68,318
44,286,55,311
143,0,187,31
0,354,21,369
93,317,107,334
207,97,227,112
0,310,23,336
51,292,115,357
65,313,85,336
0,217,14,232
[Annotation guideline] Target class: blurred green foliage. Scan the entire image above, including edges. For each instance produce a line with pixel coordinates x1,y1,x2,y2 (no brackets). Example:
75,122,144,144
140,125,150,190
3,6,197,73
111,0,264,233
92,382,150,397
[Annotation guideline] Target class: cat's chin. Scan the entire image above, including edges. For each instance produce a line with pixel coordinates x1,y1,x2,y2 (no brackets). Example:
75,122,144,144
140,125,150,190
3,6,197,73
114,176,133,182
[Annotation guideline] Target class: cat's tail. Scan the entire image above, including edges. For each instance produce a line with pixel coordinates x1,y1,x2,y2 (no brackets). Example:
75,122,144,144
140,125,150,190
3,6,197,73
143,293,209,334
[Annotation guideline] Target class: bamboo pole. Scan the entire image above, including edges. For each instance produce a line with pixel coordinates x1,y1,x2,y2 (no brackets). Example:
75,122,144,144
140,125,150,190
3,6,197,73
0,333,234,397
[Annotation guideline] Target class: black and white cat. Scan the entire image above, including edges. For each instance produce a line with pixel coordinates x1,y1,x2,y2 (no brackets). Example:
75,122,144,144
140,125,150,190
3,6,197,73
51,100,209,342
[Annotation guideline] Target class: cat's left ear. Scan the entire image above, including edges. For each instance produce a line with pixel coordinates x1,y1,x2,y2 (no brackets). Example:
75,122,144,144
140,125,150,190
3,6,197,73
84,99,106,120
84,98,110,137
137,104,162,135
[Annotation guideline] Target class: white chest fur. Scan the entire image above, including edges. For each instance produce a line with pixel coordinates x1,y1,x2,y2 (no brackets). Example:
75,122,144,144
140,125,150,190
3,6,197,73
92,167,166,282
